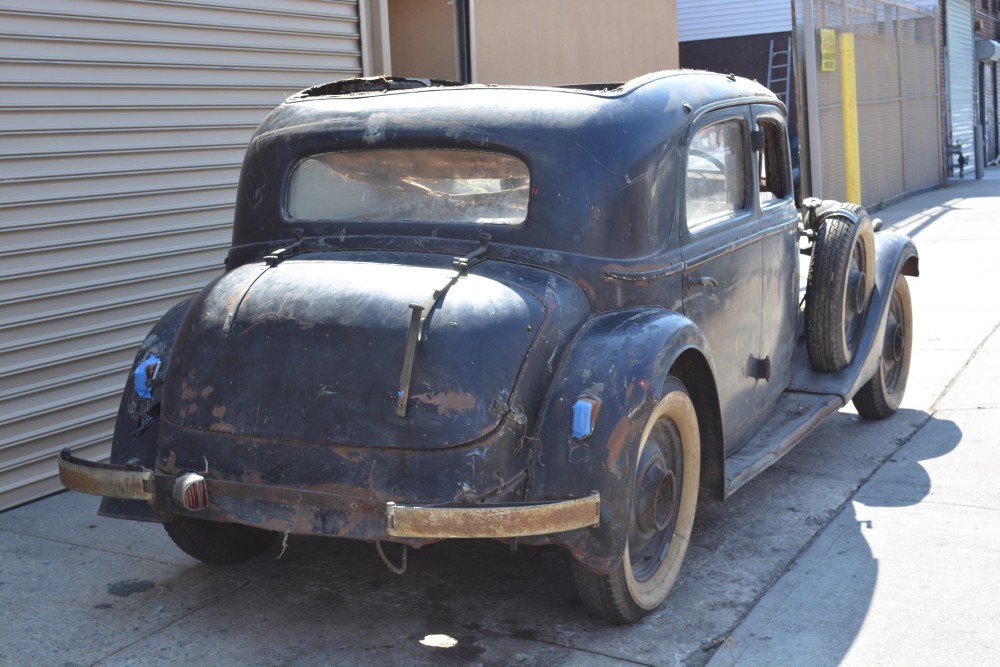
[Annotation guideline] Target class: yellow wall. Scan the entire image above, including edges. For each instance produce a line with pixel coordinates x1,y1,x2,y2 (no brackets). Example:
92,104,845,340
471,0,678,85
388,0,459,80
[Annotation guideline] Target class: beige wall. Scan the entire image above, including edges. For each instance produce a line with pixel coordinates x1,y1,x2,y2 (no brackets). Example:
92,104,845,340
471,0,678,85
388,0,459,79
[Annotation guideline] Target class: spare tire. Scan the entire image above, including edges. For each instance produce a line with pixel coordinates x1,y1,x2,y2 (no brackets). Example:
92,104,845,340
805,204,876,372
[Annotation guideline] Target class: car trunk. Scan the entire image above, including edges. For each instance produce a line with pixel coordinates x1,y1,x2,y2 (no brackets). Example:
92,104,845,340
161,256,546,449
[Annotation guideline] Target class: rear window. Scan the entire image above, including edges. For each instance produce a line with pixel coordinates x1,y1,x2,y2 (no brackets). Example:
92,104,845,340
286,149,530,224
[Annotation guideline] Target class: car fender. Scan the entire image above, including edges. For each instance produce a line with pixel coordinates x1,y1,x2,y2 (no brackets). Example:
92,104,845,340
523,307,720,574
847,230,919,397
99,297,193,522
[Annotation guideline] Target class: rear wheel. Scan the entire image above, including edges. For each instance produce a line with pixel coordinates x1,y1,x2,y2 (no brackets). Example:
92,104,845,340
164,516,278,565
853,275,912,419
572,377,700,623
806,208,876,372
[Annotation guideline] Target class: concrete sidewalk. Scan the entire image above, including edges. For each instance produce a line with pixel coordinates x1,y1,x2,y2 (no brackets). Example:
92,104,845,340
708,169,1000,665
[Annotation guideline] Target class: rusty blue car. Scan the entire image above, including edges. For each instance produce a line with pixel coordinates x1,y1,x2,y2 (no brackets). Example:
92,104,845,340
60,71,918,623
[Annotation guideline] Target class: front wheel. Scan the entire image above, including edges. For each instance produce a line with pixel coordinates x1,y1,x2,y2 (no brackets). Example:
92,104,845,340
164,516,279,565
572,377,701,623
852,274,912,419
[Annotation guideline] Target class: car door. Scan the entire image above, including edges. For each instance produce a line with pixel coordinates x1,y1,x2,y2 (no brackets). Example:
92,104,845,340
680,108,763,451
753,105,800,415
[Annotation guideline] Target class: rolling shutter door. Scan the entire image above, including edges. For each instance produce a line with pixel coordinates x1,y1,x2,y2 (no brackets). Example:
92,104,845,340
947,0,975,173
0,0,363,510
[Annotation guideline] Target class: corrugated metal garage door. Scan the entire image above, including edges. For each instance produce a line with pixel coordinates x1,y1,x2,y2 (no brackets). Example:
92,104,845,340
677,0,792,41
946,0,975,173
0,0,363,510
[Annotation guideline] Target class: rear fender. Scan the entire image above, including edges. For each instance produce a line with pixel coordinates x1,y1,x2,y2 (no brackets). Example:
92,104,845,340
523,307,719,574
99,298,193,522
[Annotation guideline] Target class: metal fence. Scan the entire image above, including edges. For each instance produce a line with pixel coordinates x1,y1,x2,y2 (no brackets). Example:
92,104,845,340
795,0,941,206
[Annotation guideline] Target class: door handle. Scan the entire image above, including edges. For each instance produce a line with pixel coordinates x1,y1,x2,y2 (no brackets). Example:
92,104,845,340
687,276,718,288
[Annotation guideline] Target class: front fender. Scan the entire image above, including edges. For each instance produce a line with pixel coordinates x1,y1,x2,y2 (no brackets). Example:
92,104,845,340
99,297,193,522
522,307,718,574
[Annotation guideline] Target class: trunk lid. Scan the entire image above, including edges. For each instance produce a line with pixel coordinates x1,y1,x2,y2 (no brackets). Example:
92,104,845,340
163,256,546,449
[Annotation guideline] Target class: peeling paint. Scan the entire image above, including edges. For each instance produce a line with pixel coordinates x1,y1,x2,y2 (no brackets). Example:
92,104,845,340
363,113,386,144
605,417,631,476
411,390,476,415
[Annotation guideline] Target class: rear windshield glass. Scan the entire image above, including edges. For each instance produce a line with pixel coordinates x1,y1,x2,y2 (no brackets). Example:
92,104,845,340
286,149,530,224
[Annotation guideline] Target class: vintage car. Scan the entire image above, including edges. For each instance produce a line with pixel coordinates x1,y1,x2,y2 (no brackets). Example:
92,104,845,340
60,71,918,623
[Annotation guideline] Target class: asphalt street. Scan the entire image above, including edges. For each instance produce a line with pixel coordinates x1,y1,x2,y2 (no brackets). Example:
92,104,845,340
2,168,998,666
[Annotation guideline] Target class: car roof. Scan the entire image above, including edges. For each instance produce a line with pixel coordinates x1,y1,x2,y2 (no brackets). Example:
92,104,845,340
233,71,782,258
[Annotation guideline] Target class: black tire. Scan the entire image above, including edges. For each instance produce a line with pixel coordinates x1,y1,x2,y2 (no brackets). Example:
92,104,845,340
572,377,700,624
163,516,278,565
805,206,876,372
853,275,912,419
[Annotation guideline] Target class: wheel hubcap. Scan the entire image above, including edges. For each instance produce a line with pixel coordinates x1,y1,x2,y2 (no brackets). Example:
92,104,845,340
885,322,905,362
881,289,906,391
629,420,683,582
848,270,866,315
843,237,869,356
636,465,677,533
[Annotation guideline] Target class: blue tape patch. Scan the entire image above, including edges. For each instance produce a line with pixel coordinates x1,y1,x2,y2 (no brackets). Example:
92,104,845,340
572,398,596,439
134,354,161,399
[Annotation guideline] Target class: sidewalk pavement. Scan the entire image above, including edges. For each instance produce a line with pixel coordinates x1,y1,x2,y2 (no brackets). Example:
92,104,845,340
708,168,1000,665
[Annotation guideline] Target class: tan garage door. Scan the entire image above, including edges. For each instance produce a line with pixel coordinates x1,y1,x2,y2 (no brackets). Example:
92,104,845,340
0,0,363,510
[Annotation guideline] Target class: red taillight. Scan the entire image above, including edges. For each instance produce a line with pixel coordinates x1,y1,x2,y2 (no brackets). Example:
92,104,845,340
173,472,208,511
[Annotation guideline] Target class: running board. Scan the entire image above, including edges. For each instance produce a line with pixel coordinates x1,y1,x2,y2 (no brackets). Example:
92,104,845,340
724,392,844,497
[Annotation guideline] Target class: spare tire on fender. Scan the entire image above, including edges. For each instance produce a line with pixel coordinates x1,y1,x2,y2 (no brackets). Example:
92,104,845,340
805,203,876,372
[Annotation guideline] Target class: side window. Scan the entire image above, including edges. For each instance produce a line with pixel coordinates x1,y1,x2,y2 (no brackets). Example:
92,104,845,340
757,119,791,206
685,120,748,232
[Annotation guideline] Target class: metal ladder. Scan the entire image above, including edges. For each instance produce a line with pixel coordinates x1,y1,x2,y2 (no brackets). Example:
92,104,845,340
767,38,791,104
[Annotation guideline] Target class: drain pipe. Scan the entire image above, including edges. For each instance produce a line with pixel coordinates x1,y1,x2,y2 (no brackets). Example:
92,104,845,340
974,125,985,179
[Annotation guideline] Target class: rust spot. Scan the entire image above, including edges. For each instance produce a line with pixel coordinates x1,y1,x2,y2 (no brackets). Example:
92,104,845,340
181,386,197,401
605,417,631,475
208,422,236,434
411,390,476,415
573,277,597,304
212,406,227,419
200,386,215,399
180,403,198,418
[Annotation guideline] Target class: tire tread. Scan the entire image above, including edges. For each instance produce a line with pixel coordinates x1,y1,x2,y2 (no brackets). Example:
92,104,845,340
805,208,874,371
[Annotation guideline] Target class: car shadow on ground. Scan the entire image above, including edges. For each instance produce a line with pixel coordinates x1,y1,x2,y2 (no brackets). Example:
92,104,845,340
708,414,962,664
